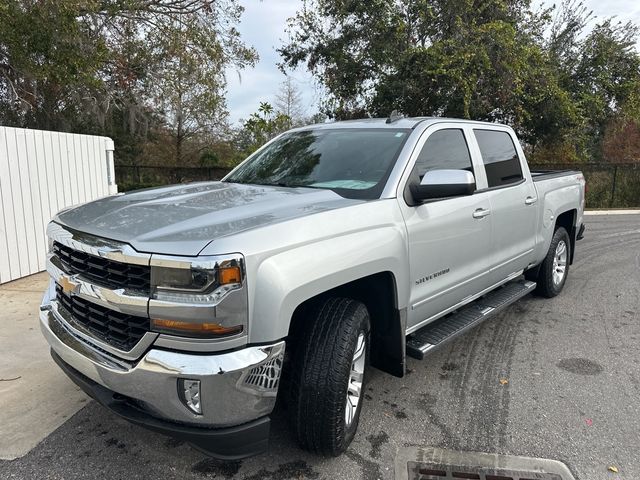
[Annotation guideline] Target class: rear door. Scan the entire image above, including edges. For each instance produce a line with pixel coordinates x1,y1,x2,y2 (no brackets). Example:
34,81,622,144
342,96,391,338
399,124,494,333
469,128,537,283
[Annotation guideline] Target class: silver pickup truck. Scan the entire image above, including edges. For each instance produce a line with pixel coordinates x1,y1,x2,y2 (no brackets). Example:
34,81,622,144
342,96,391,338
40,117,585,459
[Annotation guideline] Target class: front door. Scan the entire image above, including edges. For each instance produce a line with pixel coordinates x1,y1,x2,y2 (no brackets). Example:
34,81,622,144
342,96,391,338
400,126,494,332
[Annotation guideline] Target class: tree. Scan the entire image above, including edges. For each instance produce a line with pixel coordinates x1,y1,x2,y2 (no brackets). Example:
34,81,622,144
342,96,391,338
0,1,109,131
236,102,291,155
274,76,306,128
149,14,251,165
279,0,640,162
0,0,257,165
280,1,571,140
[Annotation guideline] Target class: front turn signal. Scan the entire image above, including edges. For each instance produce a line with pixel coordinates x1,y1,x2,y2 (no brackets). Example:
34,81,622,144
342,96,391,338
218,265,242,285
151,318,243,338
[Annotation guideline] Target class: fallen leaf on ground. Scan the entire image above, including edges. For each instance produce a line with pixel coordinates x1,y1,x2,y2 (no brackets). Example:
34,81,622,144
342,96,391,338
499,378,509,385
585,418,593,426
608,466,619,473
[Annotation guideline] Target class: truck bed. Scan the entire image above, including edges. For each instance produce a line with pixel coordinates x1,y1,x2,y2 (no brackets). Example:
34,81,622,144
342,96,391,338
530,169,581,182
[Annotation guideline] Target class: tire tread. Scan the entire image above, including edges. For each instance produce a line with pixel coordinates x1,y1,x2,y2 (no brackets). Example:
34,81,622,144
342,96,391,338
534,226,570,298
289,297,369,456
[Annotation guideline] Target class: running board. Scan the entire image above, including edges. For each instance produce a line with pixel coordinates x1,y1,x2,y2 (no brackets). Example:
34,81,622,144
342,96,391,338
406,279,536,360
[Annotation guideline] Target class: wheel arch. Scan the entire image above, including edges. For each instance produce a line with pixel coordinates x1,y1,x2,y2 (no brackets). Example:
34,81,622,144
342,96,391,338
286,271,406,378
555,209,577,264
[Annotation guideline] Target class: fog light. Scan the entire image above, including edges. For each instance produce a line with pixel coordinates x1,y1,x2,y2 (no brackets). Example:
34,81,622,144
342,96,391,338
178,379,202,415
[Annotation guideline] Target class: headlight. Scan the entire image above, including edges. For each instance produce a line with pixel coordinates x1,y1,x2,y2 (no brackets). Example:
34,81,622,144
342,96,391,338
151,265,217,293
151,256,243,303
149,254,246,338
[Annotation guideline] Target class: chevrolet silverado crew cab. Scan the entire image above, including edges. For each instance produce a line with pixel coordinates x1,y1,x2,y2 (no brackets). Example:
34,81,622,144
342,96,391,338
40,117,586,459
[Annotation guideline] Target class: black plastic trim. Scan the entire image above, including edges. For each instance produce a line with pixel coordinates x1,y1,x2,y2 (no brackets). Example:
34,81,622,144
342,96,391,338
51,350,270,460
473,177,526,193
531,170,581,182
577,223,586,240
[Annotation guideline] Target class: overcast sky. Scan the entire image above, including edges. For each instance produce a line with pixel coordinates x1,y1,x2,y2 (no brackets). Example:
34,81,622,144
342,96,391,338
225,0,640,125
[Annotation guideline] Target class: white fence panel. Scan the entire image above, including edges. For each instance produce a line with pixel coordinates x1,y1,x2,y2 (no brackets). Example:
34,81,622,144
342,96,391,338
0,126,116,284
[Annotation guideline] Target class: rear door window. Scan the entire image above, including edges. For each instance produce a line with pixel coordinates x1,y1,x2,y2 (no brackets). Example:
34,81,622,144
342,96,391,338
474,130,523,187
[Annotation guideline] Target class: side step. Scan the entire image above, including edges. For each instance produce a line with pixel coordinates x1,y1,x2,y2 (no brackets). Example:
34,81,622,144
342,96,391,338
406,279,536,360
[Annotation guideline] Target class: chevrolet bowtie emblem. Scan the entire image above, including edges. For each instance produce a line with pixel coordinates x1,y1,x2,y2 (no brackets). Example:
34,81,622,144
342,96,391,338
59,275,80,295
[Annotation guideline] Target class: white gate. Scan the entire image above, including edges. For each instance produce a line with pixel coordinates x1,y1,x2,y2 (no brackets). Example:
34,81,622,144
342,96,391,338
0,127,117,284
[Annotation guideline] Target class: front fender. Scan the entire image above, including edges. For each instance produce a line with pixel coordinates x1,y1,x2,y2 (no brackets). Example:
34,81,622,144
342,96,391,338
247,226,409,343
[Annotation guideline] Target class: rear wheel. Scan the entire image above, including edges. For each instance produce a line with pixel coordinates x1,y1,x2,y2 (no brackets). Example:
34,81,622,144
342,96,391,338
529,226,571,298
289,297,370,456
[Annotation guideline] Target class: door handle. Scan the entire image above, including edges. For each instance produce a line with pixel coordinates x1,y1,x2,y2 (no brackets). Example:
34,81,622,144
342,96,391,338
525,196,537,205
472,208,491,219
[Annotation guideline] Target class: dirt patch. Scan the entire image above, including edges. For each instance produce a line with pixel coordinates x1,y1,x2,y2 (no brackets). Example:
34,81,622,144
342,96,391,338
557,358,603,375
192,458,241,478
366,431,389,459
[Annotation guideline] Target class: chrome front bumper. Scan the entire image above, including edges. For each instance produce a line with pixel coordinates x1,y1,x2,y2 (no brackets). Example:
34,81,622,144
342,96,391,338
40,299,285,429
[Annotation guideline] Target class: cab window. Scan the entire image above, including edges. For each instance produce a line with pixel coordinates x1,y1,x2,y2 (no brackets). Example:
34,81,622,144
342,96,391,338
474,129,523,187
414,129,473,178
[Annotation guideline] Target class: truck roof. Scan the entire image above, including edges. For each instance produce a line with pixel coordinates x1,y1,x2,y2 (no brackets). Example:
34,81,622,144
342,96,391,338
294,117,509,131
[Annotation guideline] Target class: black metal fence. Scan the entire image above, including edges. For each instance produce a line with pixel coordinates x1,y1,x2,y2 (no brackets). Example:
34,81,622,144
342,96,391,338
115,162,640,208
116,165,233,191
529,163,640,209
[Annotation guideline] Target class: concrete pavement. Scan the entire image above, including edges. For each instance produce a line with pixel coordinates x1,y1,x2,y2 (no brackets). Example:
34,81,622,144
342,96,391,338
0,273,87,460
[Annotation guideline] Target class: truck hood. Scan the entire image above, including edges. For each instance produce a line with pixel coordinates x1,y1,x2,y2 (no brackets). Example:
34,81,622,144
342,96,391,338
55,182,362,256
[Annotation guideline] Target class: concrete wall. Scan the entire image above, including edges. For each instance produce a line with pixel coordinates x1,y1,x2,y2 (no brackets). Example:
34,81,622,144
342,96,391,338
0,127,116,284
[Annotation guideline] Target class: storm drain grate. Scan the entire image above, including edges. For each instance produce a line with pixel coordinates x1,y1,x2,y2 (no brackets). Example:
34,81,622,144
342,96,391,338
395,448,575,480
409,462,563,480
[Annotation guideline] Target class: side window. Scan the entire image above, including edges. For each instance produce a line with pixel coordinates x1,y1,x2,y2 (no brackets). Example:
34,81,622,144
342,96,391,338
414,129,473,178
474,130,523,187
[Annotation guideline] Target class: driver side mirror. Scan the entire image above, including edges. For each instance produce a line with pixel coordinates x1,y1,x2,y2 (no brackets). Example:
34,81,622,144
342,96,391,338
410,169,476,202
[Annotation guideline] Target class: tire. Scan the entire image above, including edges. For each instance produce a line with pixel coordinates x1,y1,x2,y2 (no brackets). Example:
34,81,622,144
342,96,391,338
289,297,370,456
530,226,571,298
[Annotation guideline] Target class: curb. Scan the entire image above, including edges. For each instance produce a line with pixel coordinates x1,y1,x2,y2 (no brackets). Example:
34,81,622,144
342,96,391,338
584,209,640,215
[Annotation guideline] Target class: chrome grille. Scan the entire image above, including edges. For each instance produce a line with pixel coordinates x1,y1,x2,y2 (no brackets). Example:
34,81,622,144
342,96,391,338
53,241,150,292
55,284,149,351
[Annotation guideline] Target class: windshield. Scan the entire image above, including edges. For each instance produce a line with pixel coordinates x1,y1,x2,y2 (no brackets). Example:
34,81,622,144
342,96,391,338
224,128,411,199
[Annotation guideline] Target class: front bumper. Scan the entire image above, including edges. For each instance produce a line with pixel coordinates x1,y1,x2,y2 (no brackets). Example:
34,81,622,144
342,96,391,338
51,350,270,459
40,303,285,458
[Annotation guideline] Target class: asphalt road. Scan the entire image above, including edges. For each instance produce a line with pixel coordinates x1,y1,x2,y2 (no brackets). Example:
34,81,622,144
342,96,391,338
2,214,639,480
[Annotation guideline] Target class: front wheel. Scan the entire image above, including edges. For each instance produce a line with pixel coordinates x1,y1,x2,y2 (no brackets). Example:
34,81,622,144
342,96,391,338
529,226,571,298
289,297,370,456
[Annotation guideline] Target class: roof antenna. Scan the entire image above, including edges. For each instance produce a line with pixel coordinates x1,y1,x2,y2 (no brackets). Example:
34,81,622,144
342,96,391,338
386,110,404,124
